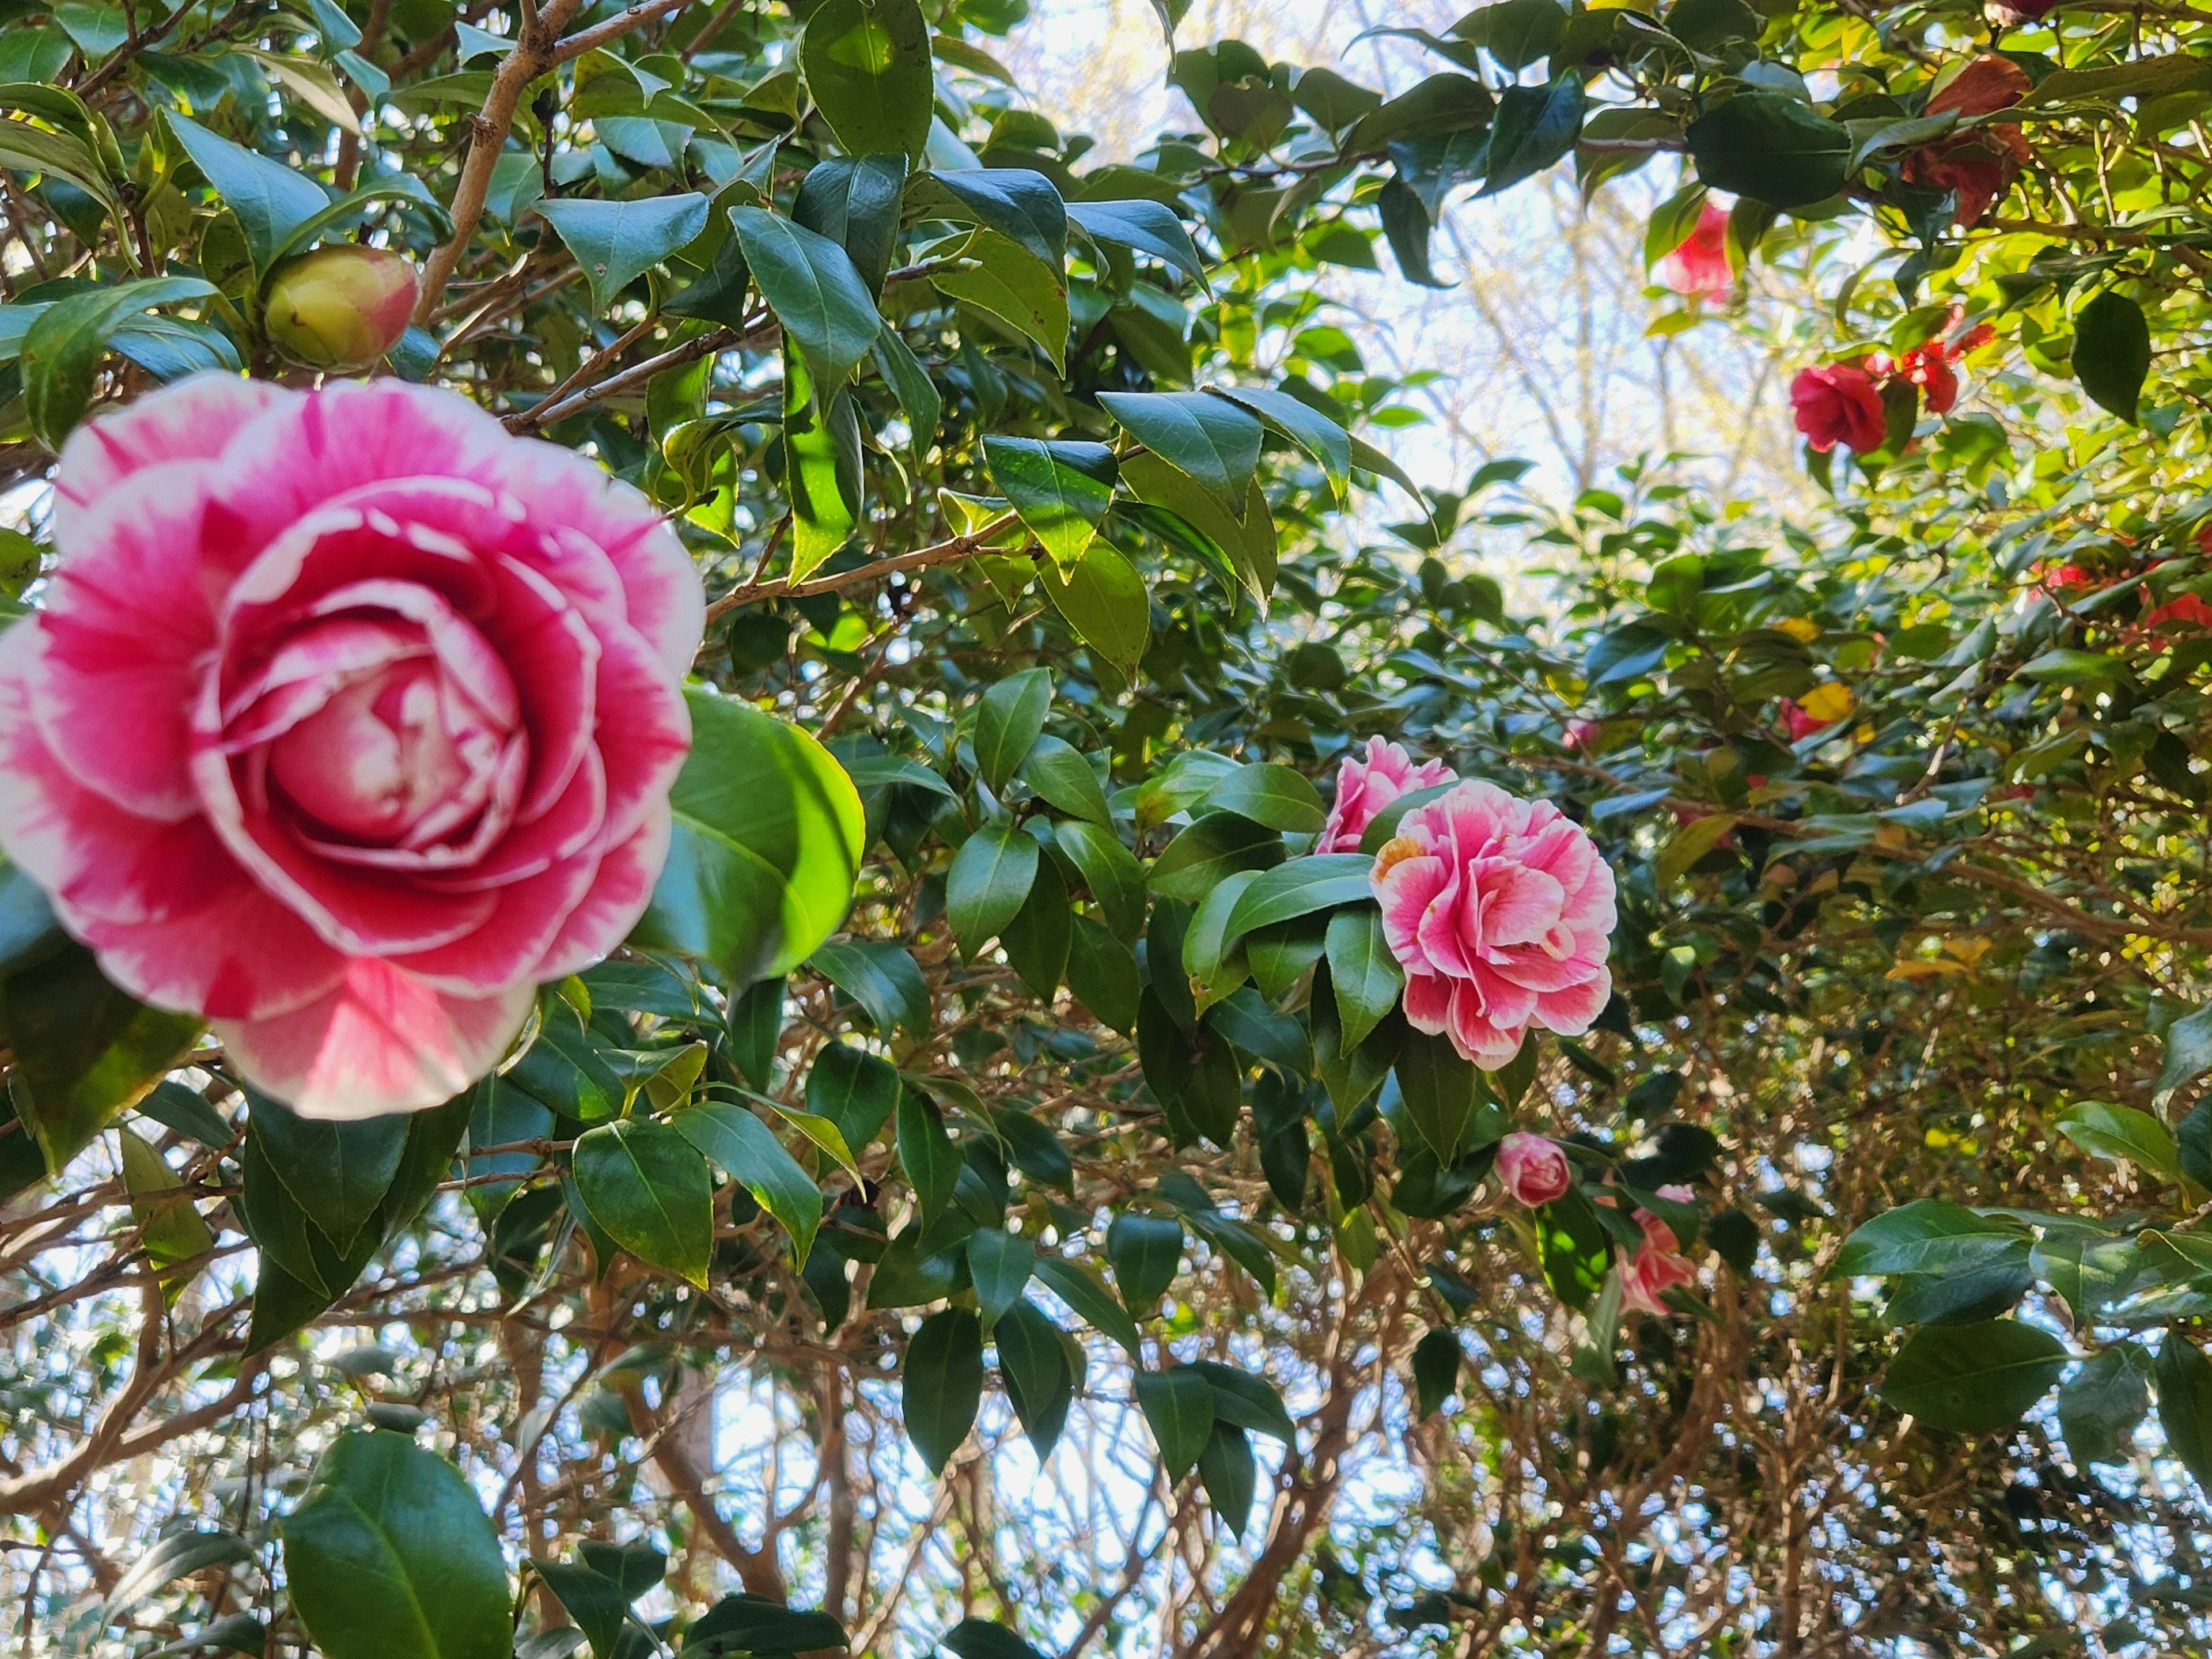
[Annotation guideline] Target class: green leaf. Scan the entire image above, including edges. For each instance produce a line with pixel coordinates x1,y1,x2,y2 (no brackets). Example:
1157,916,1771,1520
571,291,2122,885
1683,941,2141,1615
1880,1321,2068,1432
1197,1423,1257,1537
812,939,931,1037
990,1103,1073,1189
984,436,1118,568
280,1432,510,1659
102,1529,252,1623
1183,870,1260,1012
2158,1002,2212,1107
2057,1341,2152,1467
946,823,1040,952
870,319,941,451
1149,811,1286,902
1099,390,1264,515
0,111,120,232
1107,1210,1183,1314
1054,819,1147,940
1041,544,1151,677
1411,1327,1461,1418
800,0,933,163
1065,916,1141,1034
1464,0,1568,70
994,1297,1073,1457
1021,734,1112,824
2074,290,2151,424
529,1559,630,1659
533,193,708,313
965,1227,1035,1332
634,688,864,986
572,1119,713,1287
912,168,1069,270
1832,1199,2027,1278
975,666,1054,791
245,1090,408,1255
940,1619,1049,1659
2058,1100,2180,1184
728,204,881,393
1534,1186,1611,1312
20,275,217,446
676,1101,823,1265
1031,1252,1145,1357
2159,1335,2212,1494
1655,812,1738,887
931,232,1070,373
903,1307,984,1474
759,1099,863,1183
1479,74,1583,196
1211,383,1350,498
1219,854,1373,942
166,112,329,268
1000,853,1073,999
2,945,200,1188
686,1594,848,1657
117,1127,213,1274
2030,1232,2139,1325
1395,1028,1497,1162
806,1041,901,1153
895,1083,961,1224
782,348,863,583
1687,91,1849,209
1203,762,1325,833
1188,1358,1297,1442
1066,197,1207,286
792,153,908,294
1135,1365,1216,1482
1325,905,1403,1054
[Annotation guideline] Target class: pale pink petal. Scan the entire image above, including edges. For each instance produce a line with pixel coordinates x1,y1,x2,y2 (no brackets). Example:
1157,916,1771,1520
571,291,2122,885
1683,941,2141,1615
391,851,599,993
53,373,294,548
1472,859,1566,949
1400,970,1453,1036
531,804,673,980
587,616,692,847
1374,855,1448,972
214,958,534,1120
1533,967,1611,1035
1447,982,1527,1069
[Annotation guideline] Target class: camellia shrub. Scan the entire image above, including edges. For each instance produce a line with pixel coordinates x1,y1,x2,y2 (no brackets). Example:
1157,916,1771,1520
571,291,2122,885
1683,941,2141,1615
9,0,2212,1653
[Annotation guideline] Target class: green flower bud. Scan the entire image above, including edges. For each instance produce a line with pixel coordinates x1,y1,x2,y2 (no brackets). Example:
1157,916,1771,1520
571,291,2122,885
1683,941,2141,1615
263,245,418,371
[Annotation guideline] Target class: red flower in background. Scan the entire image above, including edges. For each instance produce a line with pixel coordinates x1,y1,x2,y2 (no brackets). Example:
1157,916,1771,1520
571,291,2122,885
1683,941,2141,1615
1897,343,1960,414
1791,364,1887,453
1659,202,1733,302
1903,56,2034,228
2141,593,2212,635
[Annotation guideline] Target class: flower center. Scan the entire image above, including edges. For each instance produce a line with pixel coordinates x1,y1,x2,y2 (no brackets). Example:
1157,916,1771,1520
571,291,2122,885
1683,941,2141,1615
267,659,474,841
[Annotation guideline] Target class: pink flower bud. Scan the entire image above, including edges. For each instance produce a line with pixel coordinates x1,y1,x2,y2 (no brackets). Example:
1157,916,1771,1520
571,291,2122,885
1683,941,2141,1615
1494,1132,1572,1206
264,245,419,370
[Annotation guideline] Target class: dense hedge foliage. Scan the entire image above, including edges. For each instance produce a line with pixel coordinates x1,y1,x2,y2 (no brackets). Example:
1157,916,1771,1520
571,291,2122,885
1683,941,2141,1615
13,0,2212,1653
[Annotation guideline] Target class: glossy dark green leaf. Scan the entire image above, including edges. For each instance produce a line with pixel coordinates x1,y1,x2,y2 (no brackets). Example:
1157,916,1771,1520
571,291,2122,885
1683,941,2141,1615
1120,449,1277,601
903,1307,984,1474
1107,1210,1183,1314
1066,197,1207,285
2075,290,2151,424
1395,1029,1499,1162
1054,819,1146,941
573,1119,713,1287
984,436,1118,568
685,1592,848,1656
1135,1365,1216,1482
1020,735,1112,825
1534,1185,1611,1312
946,822,1040,951
1832,1199,2027,1278
245,1090,407,1255
2160,1335,2212,1493
1203,763,1325,832
166,112,328,267
529,1559,630,1659
811,939,931,1037
896,1084,961,1225
634,688,864,986
1881,1321,2068,1432
1097,389,1263,513
2031,1232,2141,1325
1212,383,1351,498
940,1619,1048,1659
535,192,709,312
1040,543,1152,679
1687,90,1850,209
1188,1359,1297,1442
1324,905,1403,1054
913,168,1069,270
1219,854,1371,941
676,1100,822,1267
993,1296,1073,1457
1411,1328,1461,1418
800,0,933,162
280,1432,510,1659
20,275,218,445
1197,1423,1257,1537
1479,75,1582,196
2058,1341,2152,1467
975,666,1054,791
965,1227,1035,1332
782,348,864,583
1149,811,1286,902
870,319,941,450
728,204,881,392
1031,1253,1143,1356
806,1041,901,1154
792,153,907,294
1000,852,1072,1000
1065,916,1141,1035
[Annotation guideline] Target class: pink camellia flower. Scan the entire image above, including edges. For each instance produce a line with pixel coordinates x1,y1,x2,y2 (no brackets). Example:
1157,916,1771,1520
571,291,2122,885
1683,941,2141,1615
1369,781,1616,1067
0,374,703,1119
1658,200,1733,302
1319,736,1456,854
1620,1184,1698,1316
1494,1131,1572,1206
1562,718,1603,753
1790,364,1887,454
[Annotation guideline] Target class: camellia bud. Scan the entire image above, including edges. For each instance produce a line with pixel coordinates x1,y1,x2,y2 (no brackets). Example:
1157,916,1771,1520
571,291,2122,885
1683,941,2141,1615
1494,1132,1573,1207
263,244,418,371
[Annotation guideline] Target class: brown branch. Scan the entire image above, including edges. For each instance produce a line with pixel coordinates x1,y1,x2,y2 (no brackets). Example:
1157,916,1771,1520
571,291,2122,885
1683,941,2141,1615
702,513,1022,621
552,0,700,64
503,321,758,433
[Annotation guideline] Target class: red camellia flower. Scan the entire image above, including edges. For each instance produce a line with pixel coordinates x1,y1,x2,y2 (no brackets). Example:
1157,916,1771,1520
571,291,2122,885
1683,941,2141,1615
1495,1131,1573,1206
1319,736,1456,853
1903,55,2034,228
0,375,704,1119
2141,593,2212,634
1790,364,1887,453
1370,781,1616,1067
1620,1188,1698,1316
1897,342,1959,414
1658,200,1733,302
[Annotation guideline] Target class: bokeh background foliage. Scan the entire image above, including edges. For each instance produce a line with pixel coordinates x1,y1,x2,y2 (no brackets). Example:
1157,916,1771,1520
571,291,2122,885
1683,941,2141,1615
10,0,2212,1653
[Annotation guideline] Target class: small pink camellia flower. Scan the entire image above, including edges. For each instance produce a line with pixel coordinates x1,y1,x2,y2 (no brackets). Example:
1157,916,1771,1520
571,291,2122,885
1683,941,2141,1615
0,374,703,1119
1657,200,1733,302
263,246,420,372
1319,736,1456,854
1369,780,1615,1068
1495,1131,1572,1206
1562,718,1603,753
1620,1184,1698,1316
1790,364,1887,454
